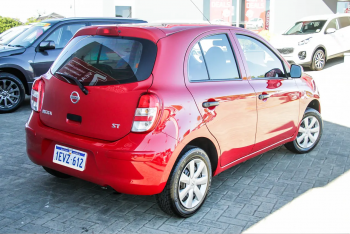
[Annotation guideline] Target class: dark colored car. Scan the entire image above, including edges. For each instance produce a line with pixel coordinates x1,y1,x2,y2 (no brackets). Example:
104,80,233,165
26,24,323,217
0,17,146,113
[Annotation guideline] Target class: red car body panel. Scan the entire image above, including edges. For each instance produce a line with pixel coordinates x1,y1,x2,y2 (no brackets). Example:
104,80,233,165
40,73,153,141
26,25,321,195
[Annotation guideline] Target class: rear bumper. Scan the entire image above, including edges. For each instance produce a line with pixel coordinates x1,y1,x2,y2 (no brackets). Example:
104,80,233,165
26,112,177,195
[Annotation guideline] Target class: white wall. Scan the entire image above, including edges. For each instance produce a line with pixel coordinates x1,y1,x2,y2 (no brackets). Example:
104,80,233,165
269,0,337,35
74,0,105,17
114,0,205,22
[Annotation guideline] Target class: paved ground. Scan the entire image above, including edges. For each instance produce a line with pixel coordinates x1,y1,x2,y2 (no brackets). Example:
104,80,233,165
1,57,349,233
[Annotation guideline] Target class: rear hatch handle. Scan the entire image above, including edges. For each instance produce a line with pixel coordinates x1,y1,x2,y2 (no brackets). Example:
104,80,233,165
56,72,89,95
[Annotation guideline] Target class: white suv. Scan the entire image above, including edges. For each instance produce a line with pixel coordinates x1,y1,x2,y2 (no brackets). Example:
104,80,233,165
271,14,350,70
246,18,264,29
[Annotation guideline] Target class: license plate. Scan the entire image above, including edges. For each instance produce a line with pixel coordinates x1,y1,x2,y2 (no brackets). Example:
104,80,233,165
53,145,87,171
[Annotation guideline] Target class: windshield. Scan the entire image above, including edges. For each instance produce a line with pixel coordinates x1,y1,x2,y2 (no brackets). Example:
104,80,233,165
51,35,157,86
8,23,52,47
0,26,29,46
284,20,326,35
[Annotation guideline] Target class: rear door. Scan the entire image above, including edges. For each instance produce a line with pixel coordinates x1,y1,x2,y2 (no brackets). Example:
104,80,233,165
184,31,257,167
33,22,87,77
323,18,342,56
40,35,157,141
233,32,300,151
337,16,350,52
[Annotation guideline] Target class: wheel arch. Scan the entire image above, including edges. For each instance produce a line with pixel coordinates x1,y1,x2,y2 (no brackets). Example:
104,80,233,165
168,136,220,179
312,45,327,62
306,99,321,114
0,67,30,94
185,137,219,176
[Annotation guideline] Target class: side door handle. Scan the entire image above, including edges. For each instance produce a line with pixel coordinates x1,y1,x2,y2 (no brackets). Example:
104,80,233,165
202,101,219,108
258,93,271,100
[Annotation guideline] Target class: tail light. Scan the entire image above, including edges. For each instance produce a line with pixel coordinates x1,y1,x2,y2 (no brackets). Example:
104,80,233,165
31,78,44,112
132,93,160,132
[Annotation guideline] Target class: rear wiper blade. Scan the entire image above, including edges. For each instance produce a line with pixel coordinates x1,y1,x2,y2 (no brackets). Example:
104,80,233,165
56,72,89,95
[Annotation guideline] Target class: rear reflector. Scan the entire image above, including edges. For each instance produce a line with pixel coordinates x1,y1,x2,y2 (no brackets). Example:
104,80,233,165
132,94,160,132
31,78,44,112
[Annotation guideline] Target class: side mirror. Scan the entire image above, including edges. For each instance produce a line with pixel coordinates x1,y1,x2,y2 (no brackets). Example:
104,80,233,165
290,64,303,78
39,40,55,51
326,28,336,34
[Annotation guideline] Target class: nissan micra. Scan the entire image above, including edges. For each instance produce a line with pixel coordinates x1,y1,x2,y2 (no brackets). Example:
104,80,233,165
26,24,323,217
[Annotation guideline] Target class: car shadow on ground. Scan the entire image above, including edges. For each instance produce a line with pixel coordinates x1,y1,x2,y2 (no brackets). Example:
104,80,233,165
0,98,349,233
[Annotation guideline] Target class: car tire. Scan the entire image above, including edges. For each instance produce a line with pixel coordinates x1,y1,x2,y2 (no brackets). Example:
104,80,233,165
0,72,25,113
43,166,72,179
285,108,323,154
156,146,212,217
311,49,326,71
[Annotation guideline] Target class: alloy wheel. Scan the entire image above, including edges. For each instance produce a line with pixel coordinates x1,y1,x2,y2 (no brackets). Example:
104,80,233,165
0,79,21,110
296,116,320,149
314,50,325,69
178,158,208,209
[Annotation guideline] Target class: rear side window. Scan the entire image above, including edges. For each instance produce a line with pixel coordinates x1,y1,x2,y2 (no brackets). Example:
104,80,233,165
236,35,286,78
325,19,339,31
338,17,350,29
51,35,157,85
188,34,240,81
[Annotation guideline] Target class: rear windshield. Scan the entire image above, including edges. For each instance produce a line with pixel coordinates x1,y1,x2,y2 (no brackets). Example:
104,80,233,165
51,35,157,85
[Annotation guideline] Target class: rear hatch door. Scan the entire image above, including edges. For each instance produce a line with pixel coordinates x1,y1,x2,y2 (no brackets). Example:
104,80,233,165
40,34,157,141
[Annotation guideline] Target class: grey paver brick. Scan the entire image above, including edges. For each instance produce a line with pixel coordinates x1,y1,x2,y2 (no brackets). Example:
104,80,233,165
158,224,190,233
206,227,224,233
223,225,244,234
144,215,168,229
198,219,229,230
240,204,258,215
217,216,247,227
180,222,209,233
19,223,52,233
202,208,225,221
138,227,168,233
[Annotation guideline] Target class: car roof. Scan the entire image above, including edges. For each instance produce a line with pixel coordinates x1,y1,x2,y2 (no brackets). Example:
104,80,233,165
298,13,350,22
41,17,146,25
116,23,238,36
74,23,247,44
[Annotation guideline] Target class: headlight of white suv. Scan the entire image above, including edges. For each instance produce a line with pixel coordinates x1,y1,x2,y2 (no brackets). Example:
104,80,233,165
298,37,312,46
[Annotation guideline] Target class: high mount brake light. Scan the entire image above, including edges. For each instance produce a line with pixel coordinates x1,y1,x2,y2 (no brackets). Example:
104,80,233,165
132,94,160,132
31,78,44,112
96,27,120,36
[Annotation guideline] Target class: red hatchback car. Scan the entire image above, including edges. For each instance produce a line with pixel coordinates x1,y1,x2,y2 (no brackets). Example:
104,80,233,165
26,24,323,217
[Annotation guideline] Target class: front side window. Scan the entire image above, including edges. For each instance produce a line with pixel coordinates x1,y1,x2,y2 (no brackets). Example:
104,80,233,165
51,35,157,86
45,23,86,49
284,20,327,35
236,35,286,79
188,34,240,81
8,22,52,48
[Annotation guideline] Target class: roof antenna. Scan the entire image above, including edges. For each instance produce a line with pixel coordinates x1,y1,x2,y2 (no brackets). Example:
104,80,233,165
190,0,212,24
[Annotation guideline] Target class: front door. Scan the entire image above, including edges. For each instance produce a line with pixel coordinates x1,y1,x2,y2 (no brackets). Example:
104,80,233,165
33,23,86,77
234,33,300,152
184,31,257,167
323,18,342,56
